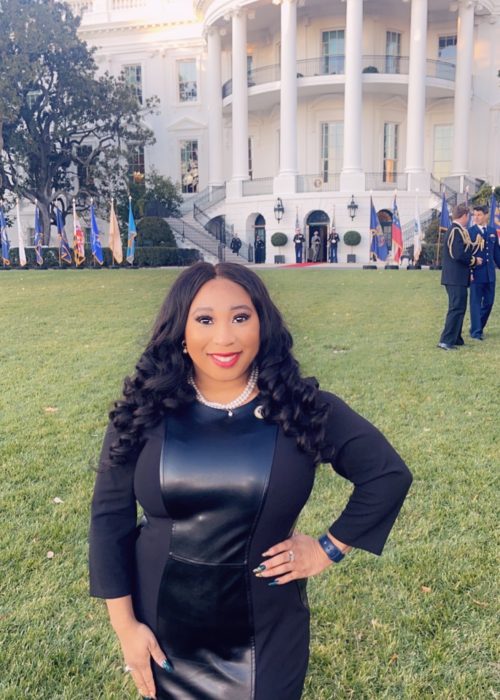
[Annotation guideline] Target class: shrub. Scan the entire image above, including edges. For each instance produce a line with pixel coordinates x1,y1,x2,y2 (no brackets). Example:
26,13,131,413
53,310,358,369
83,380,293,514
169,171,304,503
343,230,361,247
270,232,288,247
137,217,176,247
6,246,200,268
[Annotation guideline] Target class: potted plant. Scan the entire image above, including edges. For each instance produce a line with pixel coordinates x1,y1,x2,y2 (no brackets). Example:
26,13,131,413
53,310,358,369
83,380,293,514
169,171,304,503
343,230,361,263
271,232,288,264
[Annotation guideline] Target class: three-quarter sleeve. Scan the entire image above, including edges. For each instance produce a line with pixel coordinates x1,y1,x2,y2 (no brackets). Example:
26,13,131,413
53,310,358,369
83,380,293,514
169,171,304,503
321,392,412,555
88,422,138,598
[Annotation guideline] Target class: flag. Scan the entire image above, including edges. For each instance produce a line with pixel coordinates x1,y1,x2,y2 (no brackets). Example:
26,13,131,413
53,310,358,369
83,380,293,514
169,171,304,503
16,199,27,267
489,192,500,238
34,204,43,265
369,197,388,262
413,195,423,264
391,194,403,263
108,199,123,264
439,191,451,231
72,200,85,266
90,202,104,265
0,207,11,266
55,208,72,264
465,188,472,228
295,209,301,238
126,198,137,265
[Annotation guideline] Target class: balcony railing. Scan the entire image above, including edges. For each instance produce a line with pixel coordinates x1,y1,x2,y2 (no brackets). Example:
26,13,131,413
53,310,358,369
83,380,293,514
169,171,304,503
223,55,455,98
365,172,408,191
297,174,340,193
242,178,274,196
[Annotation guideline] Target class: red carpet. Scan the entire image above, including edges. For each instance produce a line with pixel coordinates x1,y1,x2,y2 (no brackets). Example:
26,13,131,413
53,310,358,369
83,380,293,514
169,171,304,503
281,262,321,268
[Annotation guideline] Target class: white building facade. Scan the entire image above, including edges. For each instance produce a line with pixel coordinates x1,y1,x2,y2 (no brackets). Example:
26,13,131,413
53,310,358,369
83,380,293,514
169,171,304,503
53,1,500,261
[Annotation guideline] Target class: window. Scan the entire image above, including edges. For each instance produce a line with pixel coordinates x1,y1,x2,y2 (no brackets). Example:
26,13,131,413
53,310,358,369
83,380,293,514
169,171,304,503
124,64,143,104
180,140,198,193
248,137,253,180
178,60,197,102
438,35,457,79
128,145,145,179
275,42,281,68
433,125,453,180
320,122,343,182
322,30,345,74
247,55,255,86
385,31,401,73
383,123,399,183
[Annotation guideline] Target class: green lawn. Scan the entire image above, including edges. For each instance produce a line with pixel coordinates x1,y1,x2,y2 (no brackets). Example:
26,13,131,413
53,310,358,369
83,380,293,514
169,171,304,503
0,268,498,699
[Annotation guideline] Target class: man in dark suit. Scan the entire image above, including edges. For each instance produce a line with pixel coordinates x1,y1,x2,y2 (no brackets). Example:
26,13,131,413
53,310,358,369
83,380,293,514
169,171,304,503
468,204,500,340
438,203,482,350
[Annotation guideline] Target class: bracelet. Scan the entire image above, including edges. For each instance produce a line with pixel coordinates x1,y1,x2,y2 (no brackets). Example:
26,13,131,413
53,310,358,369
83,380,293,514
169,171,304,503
318,534,345,563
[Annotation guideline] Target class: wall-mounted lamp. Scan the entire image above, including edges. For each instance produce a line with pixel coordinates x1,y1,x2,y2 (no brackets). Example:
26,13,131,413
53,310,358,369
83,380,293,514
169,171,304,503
274,197,285,223
347,194,358,221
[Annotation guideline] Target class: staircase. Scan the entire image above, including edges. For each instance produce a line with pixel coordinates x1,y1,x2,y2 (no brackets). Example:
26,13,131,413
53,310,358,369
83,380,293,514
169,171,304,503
166,211,249,265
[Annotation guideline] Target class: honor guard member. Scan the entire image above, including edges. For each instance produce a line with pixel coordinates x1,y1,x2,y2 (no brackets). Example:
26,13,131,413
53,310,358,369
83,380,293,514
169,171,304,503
438,203,482,350
311,230,321,263
293,231,305,263
468,205,500,340
327,230,340,263
230,234,242,256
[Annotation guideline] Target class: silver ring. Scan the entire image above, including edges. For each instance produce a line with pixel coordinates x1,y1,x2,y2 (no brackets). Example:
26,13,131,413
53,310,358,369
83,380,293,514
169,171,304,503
288,550,295,563
124,664,134,673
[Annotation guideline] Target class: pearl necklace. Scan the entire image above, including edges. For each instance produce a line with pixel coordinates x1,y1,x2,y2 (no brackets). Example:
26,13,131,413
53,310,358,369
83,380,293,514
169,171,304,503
189,366,259,417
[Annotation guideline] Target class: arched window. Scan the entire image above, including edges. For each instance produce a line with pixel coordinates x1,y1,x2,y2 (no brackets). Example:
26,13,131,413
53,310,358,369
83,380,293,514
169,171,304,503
254,214,266,264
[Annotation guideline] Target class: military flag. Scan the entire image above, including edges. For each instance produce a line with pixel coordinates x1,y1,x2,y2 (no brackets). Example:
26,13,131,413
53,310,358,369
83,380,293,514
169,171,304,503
295,209,301,238
0,207,11,266
16,199,27,267
391,193,403,263
90,202,104,265
126,197,137,265
34,203,43,265
369,196,388,262
72,199,85,266
413,194,423,264
108,199,123,264
55,208,72,265
489,192,500,238
439,190,451,232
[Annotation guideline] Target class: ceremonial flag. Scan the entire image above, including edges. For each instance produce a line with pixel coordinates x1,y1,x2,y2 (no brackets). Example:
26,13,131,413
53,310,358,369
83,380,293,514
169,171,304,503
126,198,137,265
465,187,472,227
391,194,403,263
72,199,85,266
16,199,27,267
295,209,301,238
55,208,72,264
90,202,104,265
0,207,11,266
369,197,388,262
108,199,123,264
439,191,451,231
34,204,43,265
489,192,500,238
413,195,423,264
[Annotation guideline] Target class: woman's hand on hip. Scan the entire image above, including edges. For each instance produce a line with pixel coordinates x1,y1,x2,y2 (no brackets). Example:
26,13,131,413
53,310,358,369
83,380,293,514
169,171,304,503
117,620,172,699
253,532,333,586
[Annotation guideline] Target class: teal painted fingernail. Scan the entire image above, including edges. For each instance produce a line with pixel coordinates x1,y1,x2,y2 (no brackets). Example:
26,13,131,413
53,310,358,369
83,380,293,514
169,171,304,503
162,658,173,672
268,579,280,587
253,564,266,574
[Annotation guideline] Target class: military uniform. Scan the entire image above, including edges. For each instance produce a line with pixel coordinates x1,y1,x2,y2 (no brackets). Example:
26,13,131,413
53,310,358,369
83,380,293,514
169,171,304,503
468,224,500,339
293,233,305,263
328,232,339,263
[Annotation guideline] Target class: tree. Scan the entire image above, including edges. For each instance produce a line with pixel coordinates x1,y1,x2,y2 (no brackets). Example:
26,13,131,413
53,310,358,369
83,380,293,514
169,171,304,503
0,0,157,242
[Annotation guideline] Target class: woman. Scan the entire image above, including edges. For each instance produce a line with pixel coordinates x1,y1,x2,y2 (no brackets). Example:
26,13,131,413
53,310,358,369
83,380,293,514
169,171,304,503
89,262,412,700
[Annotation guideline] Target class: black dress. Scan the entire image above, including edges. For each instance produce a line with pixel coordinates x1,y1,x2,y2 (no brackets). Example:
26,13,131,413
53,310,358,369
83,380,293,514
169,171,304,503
89,392,412,699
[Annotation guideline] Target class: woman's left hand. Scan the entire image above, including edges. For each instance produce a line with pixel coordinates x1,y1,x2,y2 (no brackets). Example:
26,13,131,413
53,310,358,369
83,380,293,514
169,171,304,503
253,532,333,585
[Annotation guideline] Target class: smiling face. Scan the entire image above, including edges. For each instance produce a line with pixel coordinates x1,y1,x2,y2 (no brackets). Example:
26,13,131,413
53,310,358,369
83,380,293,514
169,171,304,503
184,277,261,401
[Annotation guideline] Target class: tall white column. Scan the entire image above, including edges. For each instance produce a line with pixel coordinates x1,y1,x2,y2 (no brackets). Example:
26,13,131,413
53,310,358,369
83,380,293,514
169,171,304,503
275,0,298,194
207,28,224,187
230,9,249,194
405,0,429,191
340,0,365,192
451,0,475,178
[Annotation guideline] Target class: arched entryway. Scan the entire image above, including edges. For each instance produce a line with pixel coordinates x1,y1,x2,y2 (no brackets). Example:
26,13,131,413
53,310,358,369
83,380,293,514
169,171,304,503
306,210,330,262
253,214,266,264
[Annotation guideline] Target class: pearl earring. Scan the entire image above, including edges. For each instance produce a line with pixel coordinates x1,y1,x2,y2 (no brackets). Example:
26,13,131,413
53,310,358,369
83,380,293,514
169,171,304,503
181,340,188,354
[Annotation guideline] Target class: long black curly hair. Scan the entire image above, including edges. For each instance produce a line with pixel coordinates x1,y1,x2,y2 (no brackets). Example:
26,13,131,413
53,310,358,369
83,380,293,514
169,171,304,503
108,262,331,466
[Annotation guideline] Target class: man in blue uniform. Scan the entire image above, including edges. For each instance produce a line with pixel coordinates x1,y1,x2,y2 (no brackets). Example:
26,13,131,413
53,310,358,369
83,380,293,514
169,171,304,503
468,204,500,340
438,203,482,350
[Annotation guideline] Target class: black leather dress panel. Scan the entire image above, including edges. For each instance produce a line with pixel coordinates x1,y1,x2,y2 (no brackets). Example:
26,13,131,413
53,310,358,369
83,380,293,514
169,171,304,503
155,400,278,700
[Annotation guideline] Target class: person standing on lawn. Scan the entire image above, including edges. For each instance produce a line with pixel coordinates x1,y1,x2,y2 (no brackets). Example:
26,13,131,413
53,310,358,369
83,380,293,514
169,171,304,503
468,204,500,340
438,203,482,350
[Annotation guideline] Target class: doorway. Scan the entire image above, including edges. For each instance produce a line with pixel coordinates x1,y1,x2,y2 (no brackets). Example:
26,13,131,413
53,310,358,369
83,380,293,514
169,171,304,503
306,210,330,262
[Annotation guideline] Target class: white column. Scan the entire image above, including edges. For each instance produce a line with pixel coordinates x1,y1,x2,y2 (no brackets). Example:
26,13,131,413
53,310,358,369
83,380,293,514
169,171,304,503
229,9,249,197
451,0,475,178
207,28,224,187
340,0,365,192
405,0,429,191
275,0,298,194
